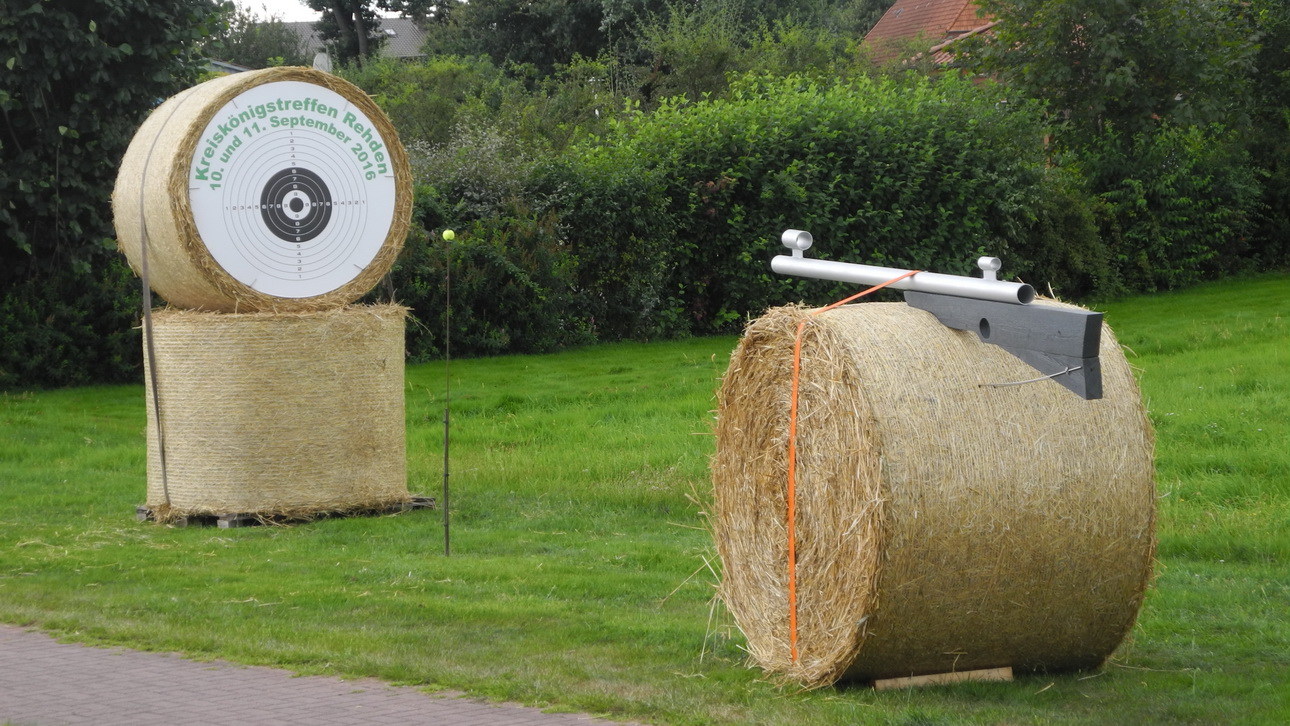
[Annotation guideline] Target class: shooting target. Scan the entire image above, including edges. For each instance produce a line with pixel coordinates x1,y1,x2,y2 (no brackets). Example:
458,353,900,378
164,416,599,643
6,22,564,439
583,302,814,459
114,68,411,312
187,80,399,299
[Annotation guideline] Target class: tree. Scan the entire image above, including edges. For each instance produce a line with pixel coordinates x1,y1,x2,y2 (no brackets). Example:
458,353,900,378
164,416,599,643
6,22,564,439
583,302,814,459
1246,0,1290,264
958,0,1267,291
380,0,439,25
842,0,899,35
1,0,221,388
961,0,1258,150
420,0,611,75
305,0,386,65
202,2,309,68
419,0,875,79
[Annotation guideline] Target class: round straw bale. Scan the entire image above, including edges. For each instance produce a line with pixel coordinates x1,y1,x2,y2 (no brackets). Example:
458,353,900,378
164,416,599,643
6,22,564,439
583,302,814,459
712,302,1155,687
143,304,409,522
114,67,412,312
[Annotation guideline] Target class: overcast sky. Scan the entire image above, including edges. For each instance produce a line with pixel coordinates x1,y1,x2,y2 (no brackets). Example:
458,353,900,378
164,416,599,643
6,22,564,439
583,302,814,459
243,0,317,22
242,0,318,22
241,0,402,23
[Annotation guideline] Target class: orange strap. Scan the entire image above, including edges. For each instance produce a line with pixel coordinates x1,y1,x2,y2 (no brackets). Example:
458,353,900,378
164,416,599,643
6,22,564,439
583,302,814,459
785,269,919,663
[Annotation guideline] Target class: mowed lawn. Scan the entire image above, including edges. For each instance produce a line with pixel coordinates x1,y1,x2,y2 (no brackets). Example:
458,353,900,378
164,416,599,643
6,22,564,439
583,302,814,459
1,273,1287,725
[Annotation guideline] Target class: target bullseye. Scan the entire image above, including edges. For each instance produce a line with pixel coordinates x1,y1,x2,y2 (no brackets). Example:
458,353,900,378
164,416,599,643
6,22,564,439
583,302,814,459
113,67,411,311
260,166,333,243
284,194,308,219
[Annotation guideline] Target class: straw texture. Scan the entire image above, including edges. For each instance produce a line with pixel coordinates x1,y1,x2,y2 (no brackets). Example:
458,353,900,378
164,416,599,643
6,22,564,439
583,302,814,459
712,302,1156,687
114,67,412,312
143,305,409,523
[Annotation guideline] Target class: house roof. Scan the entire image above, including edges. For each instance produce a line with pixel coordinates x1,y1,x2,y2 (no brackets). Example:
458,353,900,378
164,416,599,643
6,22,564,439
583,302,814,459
864,0,993,65
282,17,428,60
205,58,255,75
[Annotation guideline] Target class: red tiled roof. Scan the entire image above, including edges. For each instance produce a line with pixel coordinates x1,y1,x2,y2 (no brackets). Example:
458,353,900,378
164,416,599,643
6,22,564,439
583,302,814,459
949,2,988,33
864,0,992,64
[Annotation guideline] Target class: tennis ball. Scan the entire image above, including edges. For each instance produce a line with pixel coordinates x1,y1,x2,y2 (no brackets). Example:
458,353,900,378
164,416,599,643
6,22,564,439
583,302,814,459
442,229,456,241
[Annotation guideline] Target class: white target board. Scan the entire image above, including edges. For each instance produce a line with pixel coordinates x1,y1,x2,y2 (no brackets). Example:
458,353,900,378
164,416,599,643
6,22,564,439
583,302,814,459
188,81,397,299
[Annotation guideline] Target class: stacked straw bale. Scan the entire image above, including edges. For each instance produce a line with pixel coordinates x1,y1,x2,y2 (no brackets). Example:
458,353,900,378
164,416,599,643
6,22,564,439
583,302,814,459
113,68,415,523
143,305,408,522
712,302,1155,687
113,67,411,312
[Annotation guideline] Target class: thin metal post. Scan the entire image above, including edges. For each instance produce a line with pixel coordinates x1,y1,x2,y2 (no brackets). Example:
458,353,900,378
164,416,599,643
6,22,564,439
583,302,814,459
442,228,454,557
443,406,450,556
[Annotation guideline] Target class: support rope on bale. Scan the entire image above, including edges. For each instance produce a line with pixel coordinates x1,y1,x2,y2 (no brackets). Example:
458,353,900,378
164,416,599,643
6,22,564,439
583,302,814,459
135,84,206,511
713,299,1156,688
785,270,920,664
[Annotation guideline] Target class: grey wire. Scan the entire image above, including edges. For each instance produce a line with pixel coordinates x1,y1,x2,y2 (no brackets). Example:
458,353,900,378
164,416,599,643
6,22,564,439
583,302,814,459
137,93,199,508
980,366,1083,388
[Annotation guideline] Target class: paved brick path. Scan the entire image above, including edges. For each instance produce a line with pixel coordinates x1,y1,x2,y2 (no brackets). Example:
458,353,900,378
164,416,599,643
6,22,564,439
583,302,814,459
0,624,642,726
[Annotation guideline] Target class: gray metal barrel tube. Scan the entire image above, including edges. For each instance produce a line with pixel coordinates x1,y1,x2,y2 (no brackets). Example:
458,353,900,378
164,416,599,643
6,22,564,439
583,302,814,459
771,255,1036,305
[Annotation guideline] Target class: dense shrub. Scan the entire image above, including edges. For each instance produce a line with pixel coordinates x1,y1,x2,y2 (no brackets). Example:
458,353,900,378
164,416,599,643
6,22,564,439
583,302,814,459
522,56,626,149
0,258,141,389
409,123,538,221
1,0,216,389
1249,140,1290,267
570,73,1088,334
530,153,676,340
743,23,861,82
383,209,589,361
383,128,595,359
339,55,523,147
393,71,1114,355
633,10,872,105
1083,124,1262,292
633,1,749,102
3,0,1275,388
1247,0,1290,269
1007,168,1120,300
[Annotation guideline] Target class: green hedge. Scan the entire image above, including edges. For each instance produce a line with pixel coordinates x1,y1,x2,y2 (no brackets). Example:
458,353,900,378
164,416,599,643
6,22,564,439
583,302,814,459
556,73,1107,336
1,0,213,389
391,73,1117,356
1083,124,1262,292
0,259,141,389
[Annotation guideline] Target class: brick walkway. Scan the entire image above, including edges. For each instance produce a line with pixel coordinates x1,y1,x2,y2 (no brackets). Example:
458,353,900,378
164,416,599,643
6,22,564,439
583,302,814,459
0,624,642,726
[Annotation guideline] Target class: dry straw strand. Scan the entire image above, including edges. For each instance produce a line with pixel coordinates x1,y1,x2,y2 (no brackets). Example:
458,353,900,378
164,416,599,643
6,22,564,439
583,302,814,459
712,301,1156,687
114,67,412,312
143,304,410,523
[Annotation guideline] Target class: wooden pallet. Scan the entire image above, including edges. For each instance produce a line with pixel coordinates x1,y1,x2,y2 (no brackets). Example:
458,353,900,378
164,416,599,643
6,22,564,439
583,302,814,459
135,496,436,528
872,666,1013,691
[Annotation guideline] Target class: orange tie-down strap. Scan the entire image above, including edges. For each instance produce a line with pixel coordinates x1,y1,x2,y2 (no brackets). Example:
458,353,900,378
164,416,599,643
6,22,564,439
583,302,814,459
785,269,920,663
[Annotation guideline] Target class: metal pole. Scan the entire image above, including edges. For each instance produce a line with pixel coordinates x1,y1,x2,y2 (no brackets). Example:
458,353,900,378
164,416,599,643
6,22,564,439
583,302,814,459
771,255,1035,305
443,405,450,557
772,229,1036,305
442,229,454,557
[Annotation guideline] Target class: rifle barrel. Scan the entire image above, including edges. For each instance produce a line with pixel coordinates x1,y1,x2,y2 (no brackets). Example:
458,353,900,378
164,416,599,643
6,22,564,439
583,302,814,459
771,255,1035,305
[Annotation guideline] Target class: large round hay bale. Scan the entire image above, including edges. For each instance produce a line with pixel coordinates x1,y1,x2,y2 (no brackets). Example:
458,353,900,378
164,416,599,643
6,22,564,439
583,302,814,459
143,305,409,522
712,302,1155,687
114,67,412,312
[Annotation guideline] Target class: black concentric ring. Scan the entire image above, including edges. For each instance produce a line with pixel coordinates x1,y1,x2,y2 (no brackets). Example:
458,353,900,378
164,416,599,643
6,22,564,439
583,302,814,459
260,167,333,242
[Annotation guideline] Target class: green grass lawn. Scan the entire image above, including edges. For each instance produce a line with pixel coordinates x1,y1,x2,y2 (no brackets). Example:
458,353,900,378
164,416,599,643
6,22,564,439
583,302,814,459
2,273,1288,725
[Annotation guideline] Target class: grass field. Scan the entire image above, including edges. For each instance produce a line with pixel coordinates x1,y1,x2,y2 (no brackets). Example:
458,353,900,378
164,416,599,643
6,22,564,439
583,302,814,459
2,273,1288,725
